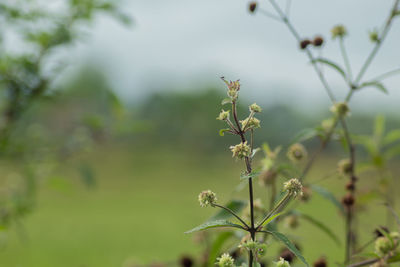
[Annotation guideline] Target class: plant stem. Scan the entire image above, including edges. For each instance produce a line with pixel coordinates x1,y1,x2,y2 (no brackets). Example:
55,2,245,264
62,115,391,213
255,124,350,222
257,192,291,229
339,37,353,82
213,204,250,229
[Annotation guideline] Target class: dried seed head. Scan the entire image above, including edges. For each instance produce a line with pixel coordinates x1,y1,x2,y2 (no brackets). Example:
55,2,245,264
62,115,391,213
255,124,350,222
342,193,355,207
346,182,355,191
249,2,257,13
249,103,262,113
313,36,324,47
300,39,311,50
330,102,350,117
331,25,347,39
283,178,303,197
313,257,327,267
287,143,307,162
216,253,235,267
221,77,240,100
217,109,230,121
198,190,217,207
300,186,312,202
279,248,295,263
230,141,251,159
338,159,352,176
240,117,261,130
276,257,291,267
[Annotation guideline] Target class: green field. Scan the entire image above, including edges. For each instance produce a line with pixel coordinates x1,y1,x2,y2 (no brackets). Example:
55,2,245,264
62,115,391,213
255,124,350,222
0,145,394,267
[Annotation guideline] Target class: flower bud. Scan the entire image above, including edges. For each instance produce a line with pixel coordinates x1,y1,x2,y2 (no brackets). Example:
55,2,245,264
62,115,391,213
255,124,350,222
276,257,291,267
249,2,257,13
313,36,324,47
338,159,352,176
300,39,311,50
330,102,350,117
249,103,262,113
331,25,347,39
217,110,230,121
222,78,240,101
240,117,261,130
375,236,393,256
369,30,379,43
216,253,235,267
230,141,251,159
239,239,259,251
287,143,307,162
198,190,217,207
283,178,303,197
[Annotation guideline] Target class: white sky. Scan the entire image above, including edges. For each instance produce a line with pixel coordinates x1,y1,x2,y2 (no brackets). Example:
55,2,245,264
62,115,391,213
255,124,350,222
71,0,400,113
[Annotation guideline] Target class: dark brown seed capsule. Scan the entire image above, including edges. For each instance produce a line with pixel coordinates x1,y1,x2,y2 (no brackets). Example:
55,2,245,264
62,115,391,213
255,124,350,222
313,36,324,47
280,248,295,263
313,257,327,267
300,39,311,49
346,182,355,191
179,256,194,267
249,2,257,13
342,194,355,207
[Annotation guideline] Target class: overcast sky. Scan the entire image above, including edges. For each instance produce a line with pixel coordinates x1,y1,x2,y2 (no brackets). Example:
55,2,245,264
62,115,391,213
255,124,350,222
71,0,400,113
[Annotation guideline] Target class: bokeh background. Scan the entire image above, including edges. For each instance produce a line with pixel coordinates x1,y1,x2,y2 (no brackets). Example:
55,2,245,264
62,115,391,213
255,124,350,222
0,0,399,266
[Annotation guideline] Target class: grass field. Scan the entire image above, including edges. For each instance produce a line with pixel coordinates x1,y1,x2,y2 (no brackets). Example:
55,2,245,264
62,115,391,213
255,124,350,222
0,144,395,267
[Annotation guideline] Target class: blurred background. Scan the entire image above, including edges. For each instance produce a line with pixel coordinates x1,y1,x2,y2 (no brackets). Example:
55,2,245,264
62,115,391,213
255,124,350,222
0,0,399,266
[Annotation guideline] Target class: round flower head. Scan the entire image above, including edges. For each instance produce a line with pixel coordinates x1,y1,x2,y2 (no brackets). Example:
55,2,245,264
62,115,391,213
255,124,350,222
249,103,262,113
338,159,352,176
230,141,251,159
216,253,235,267
369,30,379,42
283,178,303,197
321,118,334,132
239,239,259,251
249,2,257,13
375,236,393,256
331,24,347,39
222,78,240,101
217,110,230,121
276,257,291,267
330,102,350,117
198,190,217,207
287,143,307,162
240,117,261,130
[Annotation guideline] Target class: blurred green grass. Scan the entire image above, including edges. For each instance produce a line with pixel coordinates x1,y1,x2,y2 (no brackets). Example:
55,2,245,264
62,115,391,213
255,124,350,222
0,144,395,267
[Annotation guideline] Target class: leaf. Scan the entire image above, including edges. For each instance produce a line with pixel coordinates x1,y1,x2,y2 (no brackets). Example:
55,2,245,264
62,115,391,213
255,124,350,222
269,231,309,266
374,115,385,142
384,144,400,159
240,170,261,180
388,252,400,263
185,220,244,234
296,211,341,245
359,81,388,94
311,185,345,214
221,98,232,105
383,129,400,145
311,58,346,79
219,129,230,136
208,200,247,222
251,148,261,158
291,128,318,144
259,212,284,227
208,232,234,266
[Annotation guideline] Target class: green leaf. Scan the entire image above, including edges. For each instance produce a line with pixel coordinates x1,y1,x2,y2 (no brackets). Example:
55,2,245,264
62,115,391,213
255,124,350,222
384,144,400,159
208,232,234,266
384,129,400,145
311,58,346,79
359,81,388,94
208,200,247,222
388,252,400,263
259,212,284,227
185,220,244,234
296,211,341,245
219,129,230,136
311,185,345,214
221,98,232,105
374,115,385,142
240,170,261,180
269,231,309,266
291,128,318,144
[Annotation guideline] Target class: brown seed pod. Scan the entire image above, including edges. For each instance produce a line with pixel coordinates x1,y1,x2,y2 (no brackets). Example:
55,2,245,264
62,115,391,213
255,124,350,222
249,2,257,13
342,193,355,207
313,36,324,47
280,248,295,263
313,257,327,267
179,256,194,267
300,186,312,202
300,39,311,49
346,182,355,191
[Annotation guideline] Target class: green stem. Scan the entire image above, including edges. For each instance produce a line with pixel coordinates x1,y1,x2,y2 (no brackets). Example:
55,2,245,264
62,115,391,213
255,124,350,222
213,204,250,229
